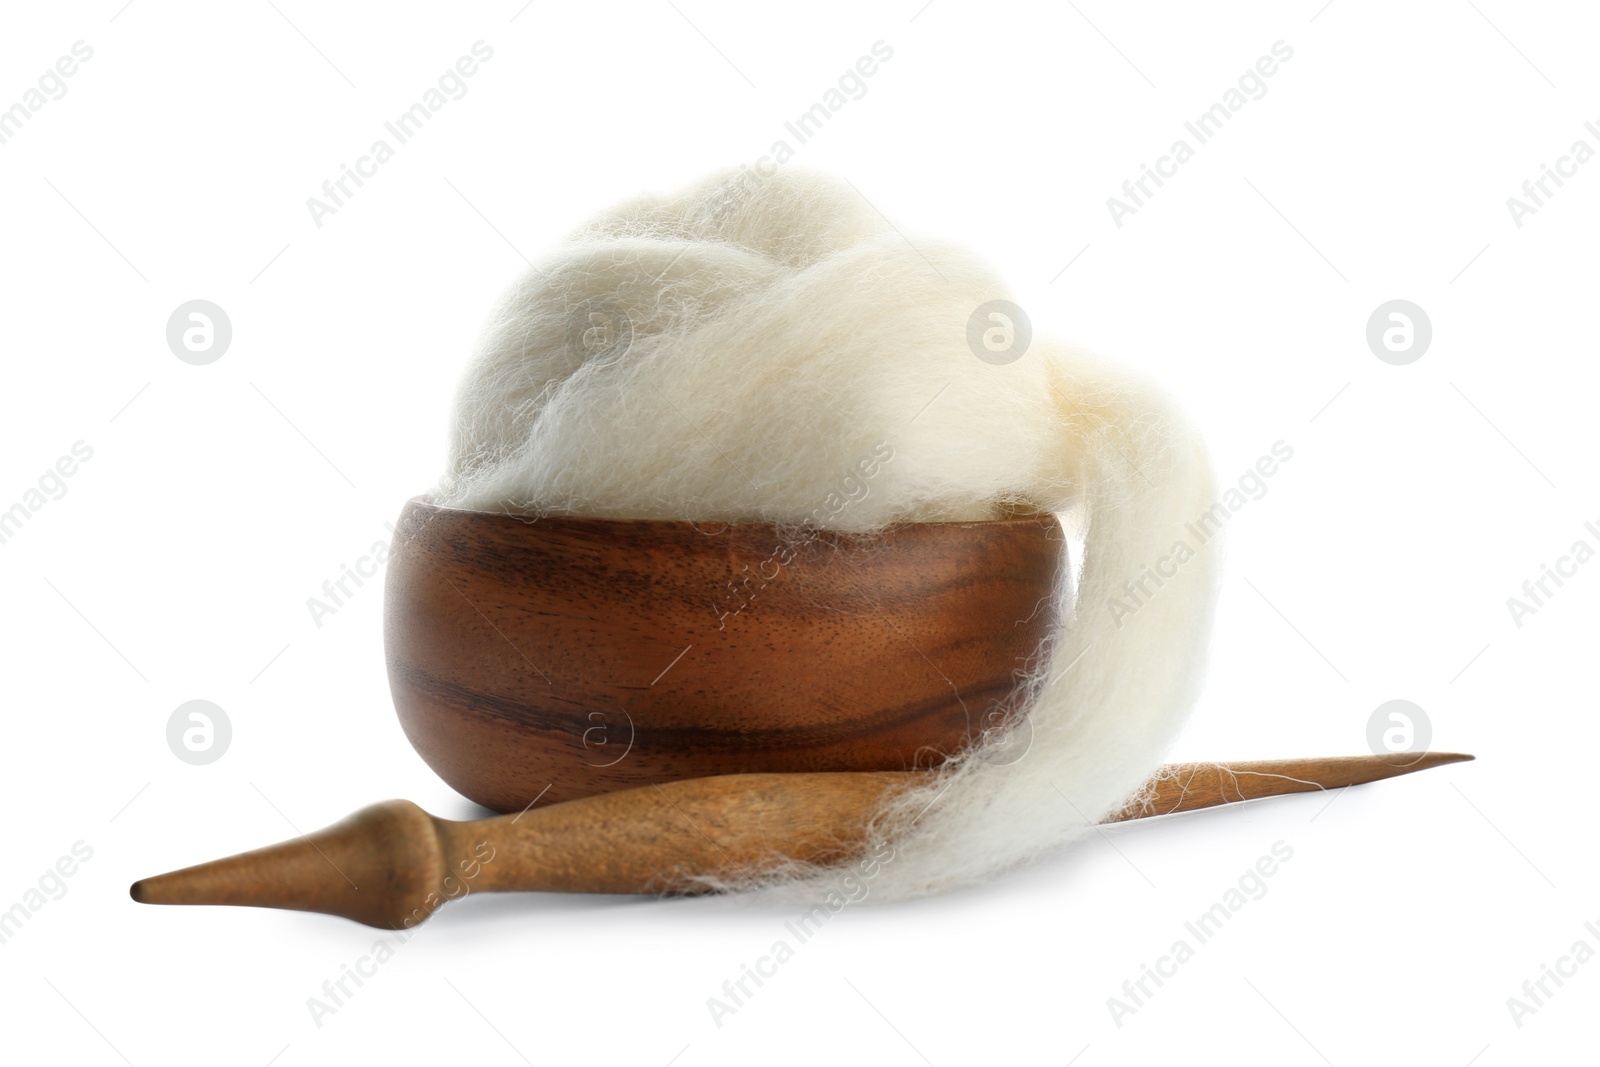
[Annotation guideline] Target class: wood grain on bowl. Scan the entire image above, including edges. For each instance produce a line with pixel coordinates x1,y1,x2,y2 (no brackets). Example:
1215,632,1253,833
384,498,1067,810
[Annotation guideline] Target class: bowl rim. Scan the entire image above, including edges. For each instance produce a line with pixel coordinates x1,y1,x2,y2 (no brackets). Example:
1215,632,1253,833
402,494,1061,535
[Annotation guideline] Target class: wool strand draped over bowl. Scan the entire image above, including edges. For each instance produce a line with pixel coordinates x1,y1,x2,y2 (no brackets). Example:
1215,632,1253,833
432,168,1220,903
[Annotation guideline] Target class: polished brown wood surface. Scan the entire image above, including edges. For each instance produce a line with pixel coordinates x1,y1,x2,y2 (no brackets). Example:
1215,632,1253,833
384,499,1068,810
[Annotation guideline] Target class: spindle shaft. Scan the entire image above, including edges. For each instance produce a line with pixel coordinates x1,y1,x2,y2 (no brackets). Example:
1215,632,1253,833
131,753,1472,928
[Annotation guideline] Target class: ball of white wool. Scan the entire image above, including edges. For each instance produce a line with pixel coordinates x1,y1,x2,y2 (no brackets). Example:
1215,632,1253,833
437,168,1219,902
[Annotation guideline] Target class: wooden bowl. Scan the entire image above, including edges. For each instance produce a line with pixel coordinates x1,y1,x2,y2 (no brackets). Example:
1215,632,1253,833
384,498,1067,812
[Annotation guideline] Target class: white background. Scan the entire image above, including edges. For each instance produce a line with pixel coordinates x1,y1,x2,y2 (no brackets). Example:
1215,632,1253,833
1,1,1595,1063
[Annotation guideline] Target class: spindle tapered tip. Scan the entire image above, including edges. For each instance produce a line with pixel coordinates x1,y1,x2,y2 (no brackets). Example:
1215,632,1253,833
129,800,451,929
1107,751,1476,822
1390,750,1474,770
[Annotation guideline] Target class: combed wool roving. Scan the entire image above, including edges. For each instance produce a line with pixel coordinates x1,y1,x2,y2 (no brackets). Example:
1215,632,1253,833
434,169,1220,902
